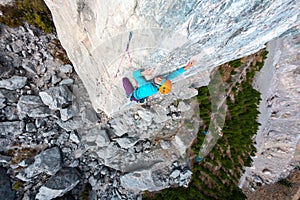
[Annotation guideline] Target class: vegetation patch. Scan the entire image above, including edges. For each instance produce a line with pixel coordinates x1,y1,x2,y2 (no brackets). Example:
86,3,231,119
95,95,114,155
12,180,24,191
7,147,38,165
82,183,92,200
0,0,54,33
48,38,72,65
143,50,268,200
278,178,292,188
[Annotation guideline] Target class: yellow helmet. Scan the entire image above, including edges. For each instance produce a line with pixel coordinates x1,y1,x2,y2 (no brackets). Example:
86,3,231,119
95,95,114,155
159,80,172,94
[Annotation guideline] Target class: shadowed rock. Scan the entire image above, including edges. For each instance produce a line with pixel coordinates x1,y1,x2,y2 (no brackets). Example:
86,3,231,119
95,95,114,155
0,167,15,200
17,147,62,181
35,168,81,200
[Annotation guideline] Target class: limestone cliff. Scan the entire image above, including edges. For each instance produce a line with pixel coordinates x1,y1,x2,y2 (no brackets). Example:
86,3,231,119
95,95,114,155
44,0,299,116
240,32,300,192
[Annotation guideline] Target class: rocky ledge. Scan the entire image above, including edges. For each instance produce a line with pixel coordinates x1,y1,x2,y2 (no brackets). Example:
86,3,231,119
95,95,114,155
0,24,200,199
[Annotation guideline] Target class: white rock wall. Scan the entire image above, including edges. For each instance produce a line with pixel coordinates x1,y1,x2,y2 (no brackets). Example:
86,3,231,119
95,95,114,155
240,33,300,191
44,0,300,116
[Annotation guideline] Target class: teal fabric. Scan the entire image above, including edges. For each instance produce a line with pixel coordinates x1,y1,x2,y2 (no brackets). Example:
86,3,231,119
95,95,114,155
132,67,185,100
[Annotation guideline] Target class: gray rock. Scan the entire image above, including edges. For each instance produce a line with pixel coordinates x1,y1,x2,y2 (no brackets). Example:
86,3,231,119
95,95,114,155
241,33,300,190
0,76,27,90
39,86,73,110
56,116,85,132
56,132,70,145
160,140,171,149
17,95,52,119
0,155,11,164
137,110,153,122
21,61,37,75
177,101,191,112
152,106,168,123
59,78,74,85
41,130,57,138
0,167,15,200
60,107,76,121
0,98,6,109
170,169,180,179
109,118,130,137
0,121,22,135
2,106,19,121
6,44,12,52
51,74,61,85
35,118,47,129
17,147,62,181
11,42,21,52
0,89,18,103
81,108,99,124
60,64,73,74
81,127,110,148
178,169,192,187
70,132,80,144
35,168,81,200
120,170,168,192
25,123,37,133
116,137,139,149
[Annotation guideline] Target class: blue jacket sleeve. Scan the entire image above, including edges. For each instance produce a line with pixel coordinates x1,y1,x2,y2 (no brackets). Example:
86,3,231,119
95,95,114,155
165,67,185,80
133,70,148,86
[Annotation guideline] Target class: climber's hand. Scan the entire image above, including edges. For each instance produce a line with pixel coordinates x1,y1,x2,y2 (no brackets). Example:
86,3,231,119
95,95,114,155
141,69,154,77
184,60,196,70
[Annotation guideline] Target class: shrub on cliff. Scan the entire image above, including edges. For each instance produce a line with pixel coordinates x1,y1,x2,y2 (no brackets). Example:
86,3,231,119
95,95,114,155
0,0,54,33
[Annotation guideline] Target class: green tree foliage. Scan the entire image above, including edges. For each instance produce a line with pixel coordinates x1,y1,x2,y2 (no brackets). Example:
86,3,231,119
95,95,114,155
0,0,54,33
143,51,268,200
229,59,242,68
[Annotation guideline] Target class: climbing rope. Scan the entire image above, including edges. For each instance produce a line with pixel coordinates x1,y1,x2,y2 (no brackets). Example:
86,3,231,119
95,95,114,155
109,31,136,92
113,31,133,79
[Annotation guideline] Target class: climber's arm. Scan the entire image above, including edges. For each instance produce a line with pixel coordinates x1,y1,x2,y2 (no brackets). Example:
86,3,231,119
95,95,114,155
133,69,153,86
166,60,196,80
184,60,196,71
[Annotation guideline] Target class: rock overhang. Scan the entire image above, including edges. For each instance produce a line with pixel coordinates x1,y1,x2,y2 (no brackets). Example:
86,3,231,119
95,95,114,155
44,0,299,116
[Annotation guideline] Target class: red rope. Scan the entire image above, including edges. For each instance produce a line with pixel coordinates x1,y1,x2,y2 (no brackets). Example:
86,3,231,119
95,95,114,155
109,31,134,90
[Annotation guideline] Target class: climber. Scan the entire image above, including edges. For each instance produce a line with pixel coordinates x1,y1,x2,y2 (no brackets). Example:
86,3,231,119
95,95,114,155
129,59,196,103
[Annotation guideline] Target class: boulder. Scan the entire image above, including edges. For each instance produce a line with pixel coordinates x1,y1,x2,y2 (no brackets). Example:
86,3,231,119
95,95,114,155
116,137,139,149
120,169,169,192
39,86,73,110
59,78,74,85
17,147,62,181
17,95,52,119
0,76,27,90
59,64,73,74
81,127,110,148
60,107,76,121
56,117,86,132
36,168,81,200
0,89,18,103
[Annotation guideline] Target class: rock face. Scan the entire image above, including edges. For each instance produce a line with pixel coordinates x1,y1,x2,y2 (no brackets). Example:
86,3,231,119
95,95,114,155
0,23,202,199
44,0,299,116
0,167,15,200
239,33,300,191
1,2,300,199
